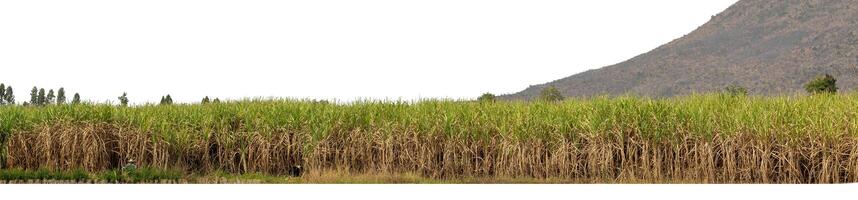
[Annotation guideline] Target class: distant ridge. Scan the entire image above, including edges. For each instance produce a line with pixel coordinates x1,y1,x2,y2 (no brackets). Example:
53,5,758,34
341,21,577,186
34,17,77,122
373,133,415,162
504,0,858,99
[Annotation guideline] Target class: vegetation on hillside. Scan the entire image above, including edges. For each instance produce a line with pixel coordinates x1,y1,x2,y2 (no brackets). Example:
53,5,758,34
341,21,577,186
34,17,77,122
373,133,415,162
805,74,838,94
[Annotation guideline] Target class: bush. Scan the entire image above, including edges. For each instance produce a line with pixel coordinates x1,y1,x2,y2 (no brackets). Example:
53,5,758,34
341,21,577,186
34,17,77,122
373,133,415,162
118,92,129,106
724,84,748,96
538,86,564,102
805,74,837,94
477,93,496,102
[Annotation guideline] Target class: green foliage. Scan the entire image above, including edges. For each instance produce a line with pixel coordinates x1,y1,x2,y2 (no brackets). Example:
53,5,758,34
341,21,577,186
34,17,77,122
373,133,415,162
0,83,5,105
29,87,38,106
72,93,81,104
46,89,55,105
118,92,129,106
202,96,211,104
805,74,837,94
538,86,564,102
477,93,497,102
37,88,46,106
5,94,856,142
2,86,12,105
100,168,181,183
160,94,173,105
57,88,66,105
724,84,748,96
213,98,221,103
0,168,90,181
0,168,180,183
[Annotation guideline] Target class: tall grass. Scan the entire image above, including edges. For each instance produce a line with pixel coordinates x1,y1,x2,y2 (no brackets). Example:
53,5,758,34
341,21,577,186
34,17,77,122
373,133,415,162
1,93,857,183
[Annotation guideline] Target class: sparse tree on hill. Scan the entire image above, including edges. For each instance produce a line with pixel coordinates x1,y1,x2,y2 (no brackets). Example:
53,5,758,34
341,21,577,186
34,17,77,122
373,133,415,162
46,89,55,105
4,86,14,105
805,74,837,94
477,93,497,102
72,93,81,104
201,96,211,104
30,87,38,106
538,86,564,102
118,92,129,106
57,88,66,105
724,84,748,96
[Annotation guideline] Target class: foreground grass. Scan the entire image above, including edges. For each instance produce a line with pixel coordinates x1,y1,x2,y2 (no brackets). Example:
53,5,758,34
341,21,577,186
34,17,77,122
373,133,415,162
1,93,857,183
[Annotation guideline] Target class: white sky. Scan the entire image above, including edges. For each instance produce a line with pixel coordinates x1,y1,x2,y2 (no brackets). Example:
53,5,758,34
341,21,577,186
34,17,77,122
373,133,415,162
0,0,738,104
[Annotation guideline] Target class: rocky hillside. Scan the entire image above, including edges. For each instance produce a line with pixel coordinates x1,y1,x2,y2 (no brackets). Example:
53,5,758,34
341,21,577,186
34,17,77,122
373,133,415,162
505,0,858,99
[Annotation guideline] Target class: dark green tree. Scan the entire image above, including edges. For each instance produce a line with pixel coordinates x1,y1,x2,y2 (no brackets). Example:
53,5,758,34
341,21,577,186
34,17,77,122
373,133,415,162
160,95,173,105
4,86,14,105
477,93,497,102
72,93,81,104
0,83,5,105
46,89,55,105
538,86,564,102
118,92,129,106
201,96,211,104
57,87,66,105
724,84,748,96
38,88,46,106
213,98,221,103
805,74,837,94
30,87,38,106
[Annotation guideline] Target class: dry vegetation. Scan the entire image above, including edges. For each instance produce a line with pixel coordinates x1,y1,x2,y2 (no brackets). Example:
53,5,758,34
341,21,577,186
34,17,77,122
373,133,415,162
2,94,858,183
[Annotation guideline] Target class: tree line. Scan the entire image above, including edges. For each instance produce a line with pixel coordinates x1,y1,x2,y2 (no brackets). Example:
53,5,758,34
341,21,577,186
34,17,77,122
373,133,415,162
0,83,220,107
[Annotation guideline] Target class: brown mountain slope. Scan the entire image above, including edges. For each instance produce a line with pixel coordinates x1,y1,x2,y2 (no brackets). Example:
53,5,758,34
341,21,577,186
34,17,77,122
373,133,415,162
504,0,858,99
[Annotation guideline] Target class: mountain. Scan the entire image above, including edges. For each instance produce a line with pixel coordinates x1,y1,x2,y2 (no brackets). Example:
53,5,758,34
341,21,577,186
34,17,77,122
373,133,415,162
504,0,858,99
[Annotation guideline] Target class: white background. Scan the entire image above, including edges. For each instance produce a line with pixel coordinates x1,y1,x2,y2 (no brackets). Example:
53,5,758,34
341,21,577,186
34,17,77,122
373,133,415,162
1,0,736,104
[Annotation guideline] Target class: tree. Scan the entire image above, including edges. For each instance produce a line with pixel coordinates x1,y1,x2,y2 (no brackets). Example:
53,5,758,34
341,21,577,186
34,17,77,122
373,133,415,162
477,93,497,102
30,87,38,106
805,74,837,94
538,86,564,102
213,98,221,103
723,84,748,96
118,92,129,106
57,87,66,105
201,96,211,104
0,83,5,105
4,86,14,105
46,89,55,105
72,93,81,104
160,95,173,105
38,88,46,106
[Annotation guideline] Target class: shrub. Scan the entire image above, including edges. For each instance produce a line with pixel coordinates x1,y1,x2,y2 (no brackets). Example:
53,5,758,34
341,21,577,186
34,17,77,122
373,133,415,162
805,74,837,94
477,93,497,102
724,84,748,96
538,86,564,102
118,92,129,106
72,93,81,104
